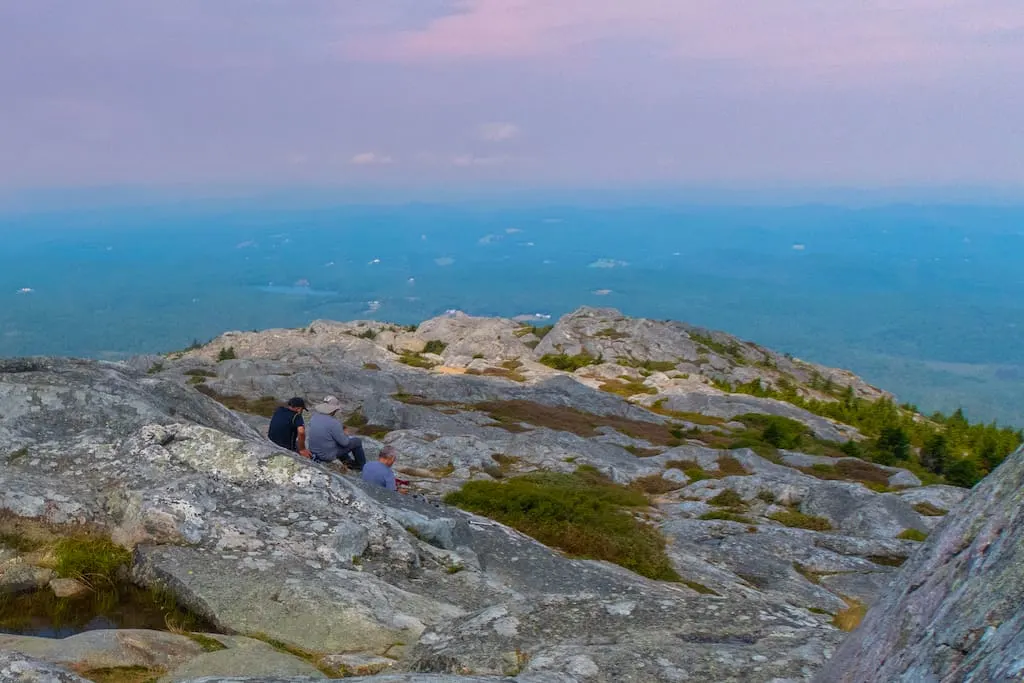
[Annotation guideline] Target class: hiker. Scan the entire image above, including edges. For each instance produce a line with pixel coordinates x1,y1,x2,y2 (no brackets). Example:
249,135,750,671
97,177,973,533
267,397,311,458
362,445,408,492
307,395,366,471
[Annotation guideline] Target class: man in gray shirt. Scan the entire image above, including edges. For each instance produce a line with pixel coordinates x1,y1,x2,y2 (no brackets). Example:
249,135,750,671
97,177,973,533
307,396,366,471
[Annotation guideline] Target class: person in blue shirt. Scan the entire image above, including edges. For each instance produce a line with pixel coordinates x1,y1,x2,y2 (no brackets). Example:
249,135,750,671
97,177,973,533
267,397,311,457
307,395,367,471
362,446,398,491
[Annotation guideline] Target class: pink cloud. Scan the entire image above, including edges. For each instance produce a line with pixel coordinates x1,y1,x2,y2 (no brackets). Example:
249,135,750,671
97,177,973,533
346,0,1024,84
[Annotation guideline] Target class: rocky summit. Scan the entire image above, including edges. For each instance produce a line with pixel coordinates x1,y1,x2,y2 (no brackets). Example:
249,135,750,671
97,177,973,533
0,306,1019,682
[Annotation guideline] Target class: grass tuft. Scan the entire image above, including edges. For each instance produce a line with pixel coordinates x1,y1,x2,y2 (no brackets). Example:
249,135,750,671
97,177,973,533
422,339,447,355
186,633,227,652
833,599,868,632
538,352,600,372
699,510,752,523
912,502,947,517
630,473,685,495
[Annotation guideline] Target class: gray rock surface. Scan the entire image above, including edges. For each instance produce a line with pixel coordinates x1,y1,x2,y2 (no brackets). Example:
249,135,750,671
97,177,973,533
815,446,1024,682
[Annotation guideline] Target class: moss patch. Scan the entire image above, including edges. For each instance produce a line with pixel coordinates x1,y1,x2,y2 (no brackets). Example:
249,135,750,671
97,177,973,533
897,528,928,542
599,378,657,398
445,468,679,581
699,510,752,524
630,473,685,495
538,352,600,372
186,632,227,652
74,665,166,683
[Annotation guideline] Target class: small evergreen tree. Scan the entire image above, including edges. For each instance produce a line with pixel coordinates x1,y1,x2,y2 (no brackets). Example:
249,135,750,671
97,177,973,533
217,346,237,362
945,458,981,488
873,425,911,465
920,433,950,475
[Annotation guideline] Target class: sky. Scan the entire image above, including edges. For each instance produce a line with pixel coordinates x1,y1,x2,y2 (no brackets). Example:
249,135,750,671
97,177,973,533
2,1,1024,193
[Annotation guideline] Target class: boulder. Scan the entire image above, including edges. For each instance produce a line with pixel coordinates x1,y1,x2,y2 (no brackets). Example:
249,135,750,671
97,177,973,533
814,447,1024,682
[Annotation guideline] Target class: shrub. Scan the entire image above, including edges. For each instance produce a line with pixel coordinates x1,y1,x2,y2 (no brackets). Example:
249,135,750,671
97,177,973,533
444,469,679,581
717,455,750,476
735,414,807,450
194,385,280,417
597,327,628,339
897,528,928,542
945,458,981,488
362,362,380,370
665,459,712,482
756,490,777,504
183,369,216,378
631,474,685,495
355,328,378,340
709,489,746,509
146,362,164,375
768,510,833,531
216,347,237,362
538,352,600,372
423,339,447,355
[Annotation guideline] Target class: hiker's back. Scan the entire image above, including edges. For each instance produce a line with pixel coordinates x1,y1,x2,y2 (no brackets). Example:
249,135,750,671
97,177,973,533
268,406,301,450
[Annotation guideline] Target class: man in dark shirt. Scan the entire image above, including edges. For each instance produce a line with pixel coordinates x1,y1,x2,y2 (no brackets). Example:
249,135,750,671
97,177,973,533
267,397,311,457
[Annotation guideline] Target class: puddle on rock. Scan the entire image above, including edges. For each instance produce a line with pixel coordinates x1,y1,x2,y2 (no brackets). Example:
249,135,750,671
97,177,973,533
0,583,218,638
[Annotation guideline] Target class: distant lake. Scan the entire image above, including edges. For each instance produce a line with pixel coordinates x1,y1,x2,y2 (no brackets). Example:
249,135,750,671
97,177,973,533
2,200,1022,426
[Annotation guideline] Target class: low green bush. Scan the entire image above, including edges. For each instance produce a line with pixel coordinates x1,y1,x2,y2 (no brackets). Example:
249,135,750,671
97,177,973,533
768,510,833,531
423,339,447,354
444,468,679,581
699,510,752,523
709,489,746,509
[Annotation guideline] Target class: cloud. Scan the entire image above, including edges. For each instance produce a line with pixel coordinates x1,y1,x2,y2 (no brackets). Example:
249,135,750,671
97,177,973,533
434,256,455,266
792,243,806,251
349,0,1024,84
350,152,394,165
477,122,520,141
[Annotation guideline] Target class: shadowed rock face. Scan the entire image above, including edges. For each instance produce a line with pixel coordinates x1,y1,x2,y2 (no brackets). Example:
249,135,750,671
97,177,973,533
814,446,1024,683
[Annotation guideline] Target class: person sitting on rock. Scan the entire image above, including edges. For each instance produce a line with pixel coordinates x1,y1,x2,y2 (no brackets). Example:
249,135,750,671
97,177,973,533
267,397,311,458
362,445,406,492
307,395,366,471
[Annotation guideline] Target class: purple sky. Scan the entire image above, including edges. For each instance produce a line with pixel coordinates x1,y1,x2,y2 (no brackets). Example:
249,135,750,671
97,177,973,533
3,0,1023,191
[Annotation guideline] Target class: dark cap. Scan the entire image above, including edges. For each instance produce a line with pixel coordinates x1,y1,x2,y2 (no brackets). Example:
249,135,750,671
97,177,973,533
287,397,306,409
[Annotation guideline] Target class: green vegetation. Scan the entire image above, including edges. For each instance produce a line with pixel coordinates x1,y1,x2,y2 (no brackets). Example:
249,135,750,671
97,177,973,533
768,510,833,531
681,579,719,595
53,536,132,581
630,473,685,495
216,346,237,362
183,368,216,378
466,359,527,382
475,399,681,445
248,633,345,677
713,379,1022,487
599,377,656,398
617,358,678,373
73,665,166,683
146,362,164,375
596,327,628,339
423,339,447,354
690,332,746,361
345,409,368,428
362,362,380,370
444,467,680,581
623,444,662,457
194,385,280,417
355,328,377,340
397,351,437,369
538,352,600,372
756,490,777,504
699,510,752,524
897,528,929,542
797,459,893,488
5,446,29,465
912,502,947,517
186,633,227,652
709,489,746,509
